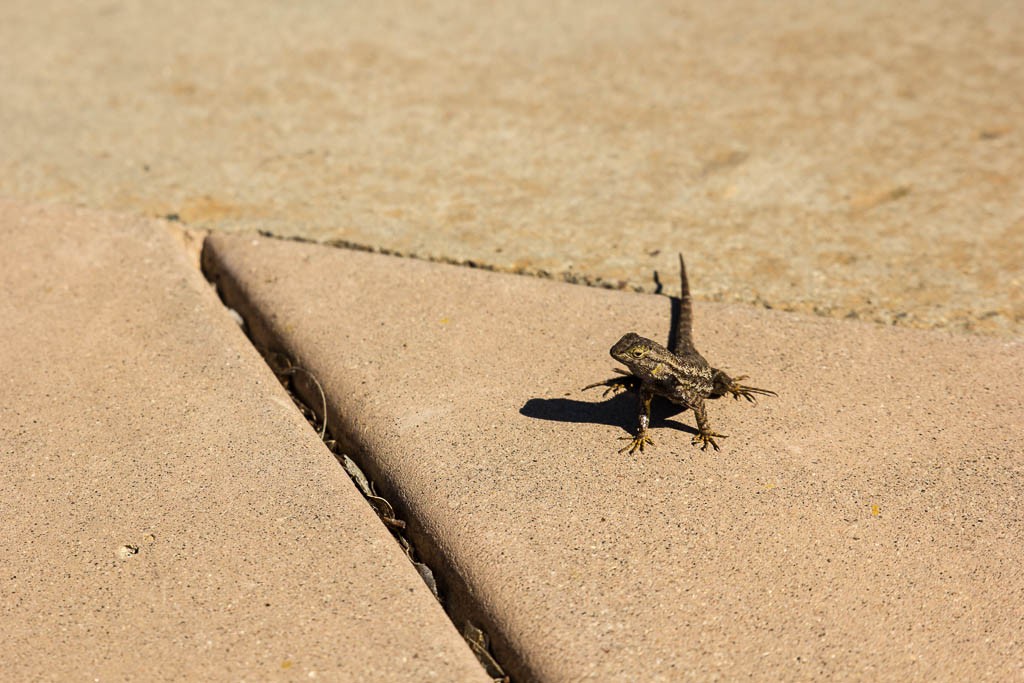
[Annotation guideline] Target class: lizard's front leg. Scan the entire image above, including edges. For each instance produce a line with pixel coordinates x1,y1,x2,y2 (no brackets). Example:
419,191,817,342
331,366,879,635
691,397,727,451
619,386,655,454
582,368,640,397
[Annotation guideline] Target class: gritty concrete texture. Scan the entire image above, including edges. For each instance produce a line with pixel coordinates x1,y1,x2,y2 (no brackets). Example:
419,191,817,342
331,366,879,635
0,201,490,682
1,1,1022,336
205,233,1024,682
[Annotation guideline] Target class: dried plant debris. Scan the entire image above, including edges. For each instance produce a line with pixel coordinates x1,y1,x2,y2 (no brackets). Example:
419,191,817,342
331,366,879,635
339,454,406,531
395,534,439,600
279,365,328,439
463,623,510,683
342,452,435,597
261,351,427,591
264,351,329,439
270,357,405,530
338,451,434,597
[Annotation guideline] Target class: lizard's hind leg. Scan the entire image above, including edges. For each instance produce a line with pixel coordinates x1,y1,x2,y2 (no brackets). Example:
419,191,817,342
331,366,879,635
691,397,727,451
712,372,777,404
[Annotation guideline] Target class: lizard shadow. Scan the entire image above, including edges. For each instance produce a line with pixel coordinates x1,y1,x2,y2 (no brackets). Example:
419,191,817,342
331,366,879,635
519,391,699,436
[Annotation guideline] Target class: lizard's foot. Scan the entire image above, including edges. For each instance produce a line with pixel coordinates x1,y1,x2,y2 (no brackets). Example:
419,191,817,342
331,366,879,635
691,430,727,452
618,431,654,455
583,370,640,398
725,376,778,404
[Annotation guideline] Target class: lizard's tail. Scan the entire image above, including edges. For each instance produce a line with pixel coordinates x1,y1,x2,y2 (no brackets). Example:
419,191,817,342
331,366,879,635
671,253,695,356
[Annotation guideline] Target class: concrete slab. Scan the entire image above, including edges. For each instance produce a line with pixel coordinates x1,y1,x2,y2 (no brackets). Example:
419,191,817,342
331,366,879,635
1,1,1022,336
0,201,489,682
204,233,1024,681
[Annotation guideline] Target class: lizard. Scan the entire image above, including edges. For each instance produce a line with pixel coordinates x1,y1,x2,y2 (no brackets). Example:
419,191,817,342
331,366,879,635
583,254,776,454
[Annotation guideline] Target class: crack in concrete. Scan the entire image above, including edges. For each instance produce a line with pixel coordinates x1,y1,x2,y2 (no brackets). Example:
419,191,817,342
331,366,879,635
194,235,511,683
258,229,647,293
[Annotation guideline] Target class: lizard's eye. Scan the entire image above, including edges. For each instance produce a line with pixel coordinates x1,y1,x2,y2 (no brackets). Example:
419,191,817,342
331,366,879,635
630,346,646,358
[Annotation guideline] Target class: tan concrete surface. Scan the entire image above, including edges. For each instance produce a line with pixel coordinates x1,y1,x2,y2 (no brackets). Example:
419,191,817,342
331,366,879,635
205,233,1024,682
0,201,490,682
2,1,1022,336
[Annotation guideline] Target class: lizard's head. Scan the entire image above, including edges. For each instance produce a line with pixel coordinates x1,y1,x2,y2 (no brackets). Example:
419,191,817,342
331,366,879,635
610,333,660,372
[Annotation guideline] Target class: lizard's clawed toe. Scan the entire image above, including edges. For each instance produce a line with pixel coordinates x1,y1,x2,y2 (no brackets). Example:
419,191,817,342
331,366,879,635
727,381,778,404
691,431,726,452
618,433,654,455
